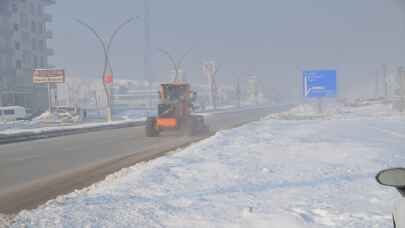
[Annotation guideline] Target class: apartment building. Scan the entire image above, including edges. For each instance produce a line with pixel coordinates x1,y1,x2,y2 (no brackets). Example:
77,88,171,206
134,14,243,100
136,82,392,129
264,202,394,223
0,0,54,113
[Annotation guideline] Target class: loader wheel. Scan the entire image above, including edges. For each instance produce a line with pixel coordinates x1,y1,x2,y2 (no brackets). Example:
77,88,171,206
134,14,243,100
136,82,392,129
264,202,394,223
196,116,210,135
183,117,195,136
145,117,159,137
184,116,209,136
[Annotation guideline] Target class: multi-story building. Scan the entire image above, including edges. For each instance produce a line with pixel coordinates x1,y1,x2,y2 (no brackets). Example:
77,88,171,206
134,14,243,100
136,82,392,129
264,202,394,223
0,0,54,114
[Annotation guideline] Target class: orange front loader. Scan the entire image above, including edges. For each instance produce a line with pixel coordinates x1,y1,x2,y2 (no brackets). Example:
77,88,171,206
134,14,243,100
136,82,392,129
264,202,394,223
145,83,209,137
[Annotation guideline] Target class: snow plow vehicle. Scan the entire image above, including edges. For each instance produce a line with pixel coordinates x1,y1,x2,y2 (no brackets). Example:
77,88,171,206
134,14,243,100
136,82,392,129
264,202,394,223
145,82,209,137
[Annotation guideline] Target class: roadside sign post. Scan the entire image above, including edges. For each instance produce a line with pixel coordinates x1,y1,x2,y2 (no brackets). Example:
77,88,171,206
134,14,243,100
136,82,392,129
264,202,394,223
303,70,337,113
33,69,65,113
317,97,323,113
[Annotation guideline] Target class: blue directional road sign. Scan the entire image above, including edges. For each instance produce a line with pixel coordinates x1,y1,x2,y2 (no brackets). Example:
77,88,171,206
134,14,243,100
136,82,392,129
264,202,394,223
303,70,337,97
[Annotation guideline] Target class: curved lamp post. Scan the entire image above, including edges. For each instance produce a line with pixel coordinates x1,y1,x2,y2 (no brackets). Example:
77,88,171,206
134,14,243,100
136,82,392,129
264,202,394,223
75,18,135,122
158,48,192,82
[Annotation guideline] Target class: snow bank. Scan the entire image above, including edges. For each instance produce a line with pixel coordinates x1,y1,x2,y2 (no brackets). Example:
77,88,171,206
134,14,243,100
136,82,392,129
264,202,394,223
268,102,341,120
33,111,81,124
0,214,13,227
6,103,404,228
33,111,55,122
269,101,401,120
343,103,400,118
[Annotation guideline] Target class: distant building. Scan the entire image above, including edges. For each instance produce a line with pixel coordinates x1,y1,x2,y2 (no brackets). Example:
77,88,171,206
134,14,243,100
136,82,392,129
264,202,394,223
0,0,54,114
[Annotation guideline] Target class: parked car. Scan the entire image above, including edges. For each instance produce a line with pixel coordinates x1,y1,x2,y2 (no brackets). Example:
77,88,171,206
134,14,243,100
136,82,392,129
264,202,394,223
376,168,405,228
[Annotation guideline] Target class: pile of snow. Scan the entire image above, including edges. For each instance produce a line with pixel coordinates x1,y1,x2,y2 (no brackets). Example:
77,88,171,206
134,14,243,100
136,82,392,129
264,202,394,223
33,111,54,122
344,97,388,107
0,214,13,226
270,101,401,120
5,103,404,227
33,111,81,124
268,102,343,120
342,103,400,118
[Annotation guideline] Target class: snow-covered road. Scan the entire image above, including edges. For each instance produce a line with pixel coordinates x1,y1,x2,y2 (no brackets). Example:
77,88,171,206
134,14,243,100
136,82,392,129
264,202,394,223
4,104,405,227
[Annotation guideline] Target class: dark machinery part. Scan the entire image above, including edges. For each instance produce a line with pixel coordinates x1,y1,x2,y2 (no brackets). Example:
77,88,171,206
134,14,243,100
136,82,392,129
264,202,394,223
145,117,159,137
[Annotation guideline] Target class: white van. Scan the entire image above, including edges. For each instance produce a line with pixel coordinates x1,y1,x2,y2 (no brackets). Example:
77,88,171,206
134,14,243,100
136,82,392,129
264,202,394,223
0,106,27,122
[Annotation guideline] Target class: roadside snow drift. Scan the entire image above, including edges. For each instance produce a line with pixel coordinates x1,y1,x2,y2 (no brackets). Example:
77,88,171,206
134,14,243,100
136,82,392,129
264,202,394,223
5,103,405,227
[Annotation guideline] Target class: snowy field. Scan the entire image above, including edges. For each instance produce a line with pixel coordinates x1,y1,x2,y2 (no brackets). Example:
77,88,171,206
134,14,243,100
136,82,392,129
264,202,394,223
2,103,405,227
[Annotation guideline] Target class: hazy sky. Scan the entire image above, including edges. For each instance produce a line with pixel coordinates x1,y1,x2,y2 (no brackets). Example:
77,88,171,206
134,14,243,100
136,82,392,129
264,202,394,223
48,0,405,98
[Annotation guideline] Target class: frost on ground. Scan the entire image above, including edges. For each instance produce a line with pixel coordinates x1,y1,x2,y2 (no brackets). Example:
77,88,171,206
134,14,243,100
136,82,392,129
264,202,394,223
270,101,402,120
5,103,405,227
0,214,13,228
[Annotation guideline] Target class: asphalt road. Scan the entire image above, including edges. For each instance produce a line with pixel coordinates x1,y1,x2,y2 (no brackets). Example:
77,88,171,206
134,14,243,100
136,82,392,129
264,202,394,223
0,106,287,214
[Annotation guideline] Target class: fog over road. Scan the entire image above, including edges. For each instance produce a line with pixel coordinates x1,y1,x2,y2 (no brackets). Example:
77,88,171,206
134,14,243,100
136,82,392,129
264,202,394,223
0,106,287,214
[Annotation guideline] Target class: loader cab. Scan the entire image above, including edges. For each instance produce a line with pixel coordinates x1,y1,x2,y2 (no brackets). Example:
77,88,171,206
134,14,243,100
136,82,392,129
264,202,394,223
159,83,191,102
158,83,192,119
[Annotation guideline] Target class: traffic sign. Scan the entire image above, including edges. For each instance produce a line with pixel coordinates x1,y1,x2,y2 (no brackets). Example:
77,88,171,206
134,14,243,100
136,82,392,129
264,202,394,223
303,70,337,97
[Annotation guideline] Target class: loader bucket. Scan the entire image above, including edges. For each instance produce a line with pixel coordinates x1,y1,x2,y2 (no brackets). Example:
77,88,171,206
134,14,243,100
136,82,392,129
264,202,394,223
157,118,177,128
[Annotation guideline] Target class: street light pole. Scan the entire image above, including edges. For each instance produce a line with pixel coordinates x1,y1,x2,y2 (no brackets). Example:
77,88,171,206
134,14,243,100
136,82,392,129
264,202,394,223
144,0,153,108
75,18,134,122
203,62,221,110
144,0,152,83
158,48,192,82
